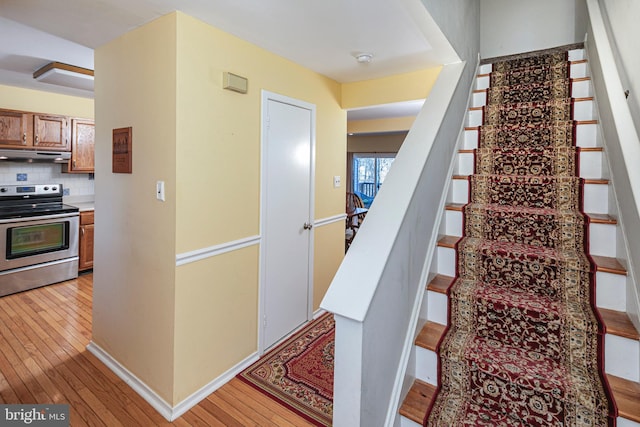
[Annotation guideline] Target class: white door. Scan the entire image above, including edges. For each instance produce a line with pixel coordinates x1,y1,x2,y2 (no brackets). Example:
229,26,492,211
261,92,315,350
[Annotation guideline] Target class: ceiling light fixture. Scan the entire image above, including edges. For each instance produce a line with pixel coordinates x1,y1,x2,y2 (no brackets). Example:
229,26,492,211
354,53,374,64
33,62,94,91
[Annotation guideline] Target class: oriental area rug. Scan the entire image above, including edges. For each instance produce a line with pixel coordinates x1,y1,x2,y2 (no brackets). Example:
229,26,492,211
426,49,617,425
238,312,334,426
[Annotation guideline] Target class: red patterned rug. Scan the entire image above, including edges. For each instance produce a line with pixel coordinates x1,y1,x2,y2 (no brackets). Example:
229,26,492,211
426,50,616,425
237,313,334,426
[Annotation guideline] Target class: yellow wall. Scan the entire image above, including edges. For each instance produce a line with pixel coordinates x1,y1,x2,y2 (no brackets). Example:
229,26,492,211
94,11,346,406
93,14,178,403
341,67,442,110
172,12,345,403
347,116,417,134
0,84,94,118
347,132,407,153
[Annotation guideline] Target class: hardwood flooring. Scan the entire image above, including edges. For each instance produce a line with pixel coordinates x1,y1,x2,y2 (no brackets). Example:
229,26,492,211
0,273,316,426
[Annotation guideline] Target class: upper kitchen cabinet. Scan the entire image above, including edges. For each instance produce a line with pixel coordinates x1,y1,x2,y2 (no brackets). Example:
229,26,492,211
0,108,70,151
66,118,95,173
0,109,30,148
33,114,70,151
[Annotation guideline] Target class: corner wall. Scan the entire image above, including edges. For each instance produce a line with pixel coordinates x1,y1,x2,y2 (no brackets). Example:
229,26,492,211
93,10,346,410
480,0,581,58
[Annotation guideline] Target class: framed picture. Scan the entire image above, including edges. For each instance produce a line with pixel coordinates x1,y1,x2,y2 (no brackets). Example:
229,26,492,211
112,127,132,173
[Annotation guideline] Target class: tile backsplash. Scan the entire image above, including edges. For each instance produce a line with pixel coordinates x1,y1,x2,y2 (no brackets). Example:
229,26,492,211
0,163,94,196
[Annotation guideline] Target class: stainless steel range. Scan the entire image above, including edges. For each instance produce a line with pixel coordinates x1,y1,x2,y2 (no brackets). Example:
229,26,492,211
0,184,79,297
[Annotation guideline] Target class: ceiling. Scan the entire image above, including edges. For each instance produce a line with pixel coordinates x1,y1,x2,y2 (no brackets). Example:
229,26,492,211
0,0,452,119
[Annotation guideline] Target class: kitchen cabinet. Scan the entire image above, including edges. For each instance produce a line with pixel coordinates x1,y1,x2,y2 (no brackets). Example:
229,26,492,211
65,118,95,173
0,108,70,151
79,210,94,272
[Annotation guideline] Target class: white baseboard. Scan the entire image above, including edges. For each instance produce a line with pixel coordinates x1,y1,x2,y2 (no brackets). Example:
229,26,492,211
86,341,259,421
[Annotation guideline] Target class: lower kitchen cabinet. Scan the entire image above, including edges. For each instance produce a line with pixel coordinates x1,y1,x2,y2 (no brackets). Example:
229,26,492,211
79,211,94,271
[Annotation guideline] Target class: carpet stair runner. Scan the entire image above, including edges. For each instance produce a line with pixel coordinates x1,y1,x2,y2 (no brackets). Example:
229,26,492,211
399,46,640,426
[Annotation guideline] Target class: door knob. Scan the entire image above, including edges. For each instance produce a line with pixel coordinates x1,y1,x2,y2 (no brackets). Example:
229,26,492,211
303,222,313,230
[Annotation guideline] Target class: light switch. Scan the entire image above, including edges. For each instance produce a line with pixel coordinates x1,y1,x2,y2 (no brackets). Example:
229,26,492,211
333,176,341,188
156,181,165,201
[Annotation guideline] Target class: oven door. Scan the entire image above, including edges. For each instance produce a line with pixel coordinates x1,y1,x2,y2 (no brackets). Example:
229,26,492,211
0,212,79,272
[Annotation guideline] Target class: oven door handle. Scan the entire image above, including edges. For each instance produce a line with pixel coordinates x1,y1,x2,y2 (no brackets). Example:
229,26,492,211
0,212,79,224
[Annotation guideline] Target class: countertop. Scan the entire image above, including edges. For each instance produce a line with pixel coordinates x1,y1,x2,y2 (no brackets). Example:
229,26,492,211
64,195,95,212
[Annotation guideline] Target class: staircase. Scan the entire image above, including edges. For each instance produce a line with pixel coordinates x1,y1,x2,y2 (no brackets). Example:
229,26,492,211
399,47,640,426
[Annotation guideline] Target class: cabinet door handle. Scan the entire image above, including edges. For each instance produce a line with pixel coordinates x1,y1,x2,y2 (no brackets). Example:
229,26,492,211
80,227,84,237
73,160,76,168
35,135,39,144
23,133,26,142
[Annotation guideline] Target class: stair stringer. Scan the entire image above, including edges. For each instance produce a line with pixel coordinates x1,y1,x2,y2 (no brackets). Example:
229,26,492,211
585,0,640,338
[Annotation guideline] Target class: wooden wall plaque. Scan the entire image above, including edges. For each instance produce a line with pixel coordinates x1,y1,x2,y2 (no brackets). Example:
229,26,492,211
112,127,132,173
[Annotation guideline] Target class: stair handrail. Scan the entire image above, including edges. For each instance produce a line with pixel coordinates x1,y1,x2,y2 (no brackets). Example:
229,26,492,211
586,0,640,332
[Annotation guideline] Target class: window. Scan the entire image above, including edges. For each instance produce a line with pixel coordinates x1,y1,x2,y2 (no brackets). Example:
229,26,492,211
352,153,395,208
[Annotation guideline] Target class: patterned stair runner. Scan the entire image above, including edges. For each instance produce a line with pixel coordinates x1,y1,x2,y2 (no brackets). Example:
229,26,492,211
426,51,615,426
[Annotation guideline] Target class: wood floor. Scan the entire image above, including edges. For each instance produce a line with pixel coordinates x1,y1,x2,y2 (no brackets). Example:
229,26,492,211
0,273,317,426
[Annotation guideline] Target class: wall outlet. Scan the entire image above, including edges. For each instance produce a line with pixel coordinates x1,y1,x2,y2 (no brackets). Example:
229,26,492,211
333,175,341,188
156,181,165,201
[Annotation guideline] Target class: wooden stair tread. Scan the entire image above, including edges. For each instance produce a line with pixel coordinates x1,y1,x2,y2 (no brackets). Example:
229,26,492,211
600,308,640,340
469,106,483,111
445,203,465,212
571,59,588,65
452,174,469,180
437,235,459,248
583,178,609,185
416,321,446,351
572,76,592,83
427,274,455,294
458,149,475,154
399,379,436,424
465,126,480,131
576,119,598,125
607,374,640,423
592,255,627,275
587,213,617,225
579,147,604,152
574,96,594,102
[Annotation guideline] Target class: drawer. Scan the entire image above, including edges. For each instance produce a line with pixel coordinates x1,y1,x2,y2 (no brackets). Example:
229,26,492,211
80,210,94,225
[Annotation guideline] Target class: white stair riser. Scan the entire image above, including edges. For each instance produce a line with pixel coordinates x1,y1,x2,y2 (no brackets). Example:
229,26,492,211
437,246,456,278
400,416,422,427
605,333,640,382
450,179,469,204
568,49,585,61
576,123,600,148
572,79,592,98
618,417,640,427
596,271,627,311
570,62,588,79
468,109,483,127
583,183,609,214
472,91,487,108
574,100,594,121
427,291,448,325
476,75,490,91
457,152,474,176
589,222,617,257
445,210,463,237
579,150,603,179
479,63,492,74
464,129,478,150
415,346,438,386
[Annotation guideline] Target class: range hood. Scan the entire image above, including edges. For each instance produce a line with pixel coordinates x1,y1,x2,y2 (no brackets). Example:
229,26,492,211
0,149,71,164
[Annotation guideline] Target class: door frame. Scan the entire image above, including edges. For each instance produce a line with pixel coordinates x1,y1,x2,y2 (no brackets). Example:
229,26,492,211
258,90,316,354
